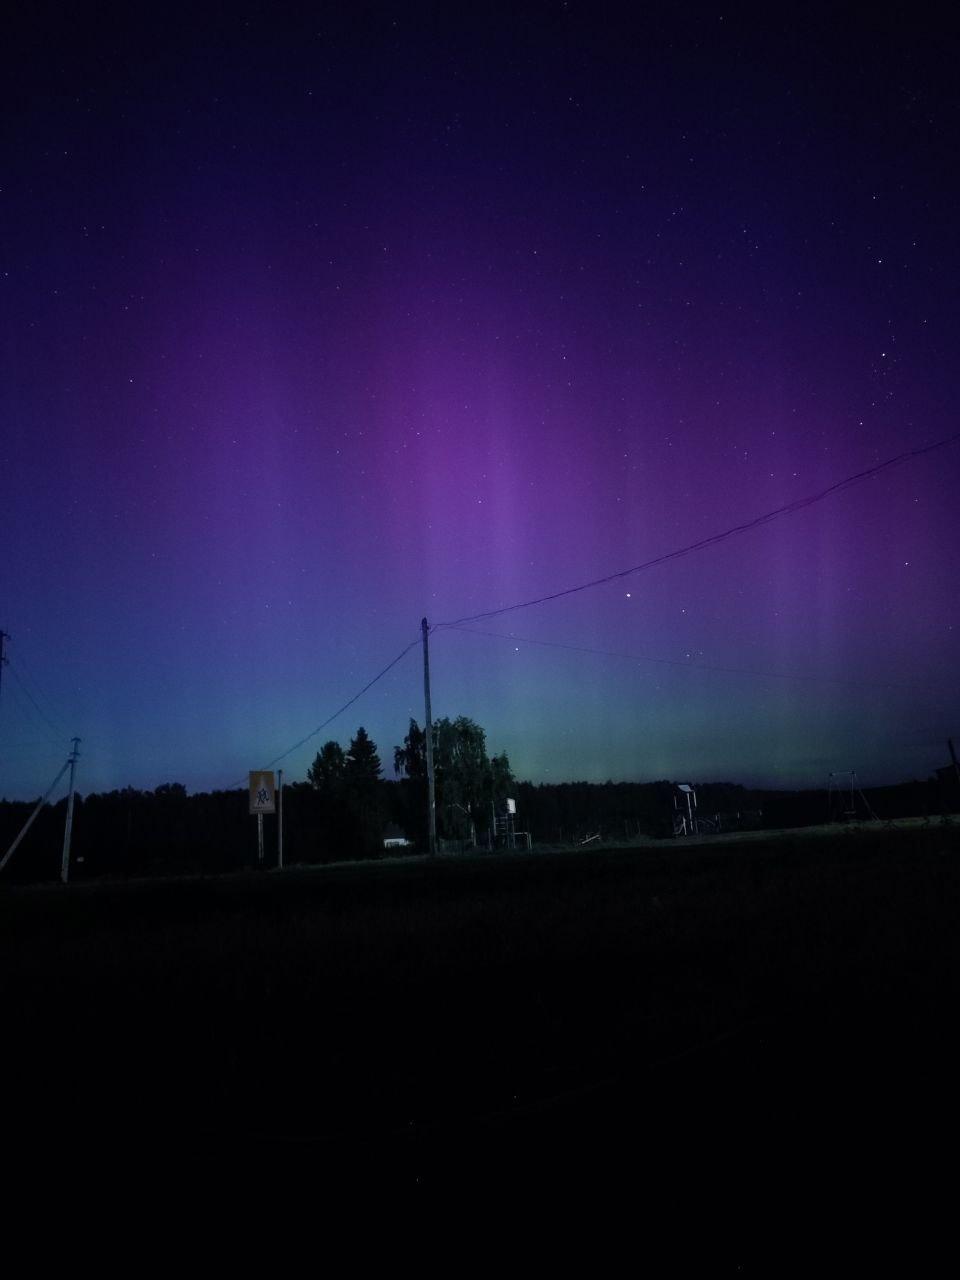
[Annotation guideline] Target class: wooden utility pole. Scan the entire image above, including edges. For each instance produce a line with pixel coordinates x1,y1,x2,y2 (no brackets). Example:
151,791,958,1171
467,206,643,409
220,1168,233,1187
422,617,437,857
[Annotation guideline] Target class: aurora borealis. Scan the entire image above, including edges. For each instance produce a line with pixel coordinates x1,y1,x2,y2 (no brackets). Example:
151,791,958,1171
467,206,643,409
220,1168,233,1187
2,2,958,799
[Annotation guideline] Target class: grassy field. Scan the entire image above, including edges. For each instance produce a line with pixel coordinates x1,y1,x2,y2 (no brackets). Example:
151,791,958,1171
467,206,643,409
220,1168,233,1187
2,820,958,1249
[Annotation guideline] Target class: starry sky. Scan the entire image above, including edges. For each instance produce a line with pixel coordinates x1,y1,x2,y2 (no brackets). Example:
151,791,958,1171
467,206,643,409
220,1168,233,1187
2,2,959,800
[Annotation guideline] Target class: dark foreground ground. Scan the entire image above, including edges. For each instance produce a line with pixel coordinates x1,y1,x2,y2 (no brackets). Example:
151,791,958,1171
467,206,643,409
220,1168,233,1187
2,822,958,1259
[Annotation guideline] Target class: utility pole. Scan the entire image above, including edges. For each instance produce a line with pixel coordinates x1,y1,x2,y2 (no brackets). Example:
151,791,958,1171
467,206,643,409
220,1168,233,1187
422,617,437,857
1,752,72,873
60,737,81,885
278,768,284,869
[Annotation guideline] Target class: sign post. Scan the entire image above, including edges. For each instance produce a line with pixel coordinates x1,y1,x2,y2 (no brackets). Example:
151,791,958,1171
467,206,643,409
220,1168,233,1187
249,771,276,867
277,768,284,870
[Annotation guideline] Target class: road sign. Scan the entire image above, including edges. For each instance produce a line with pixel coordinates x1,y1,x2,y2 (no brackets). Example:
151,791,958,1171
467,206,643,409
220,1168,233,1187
249,770,276,815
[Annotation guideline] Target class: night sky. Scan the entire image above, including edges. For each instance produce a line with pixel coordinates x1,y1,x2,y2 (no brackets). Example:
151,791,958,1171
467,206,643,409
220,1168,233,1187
2,2,958,800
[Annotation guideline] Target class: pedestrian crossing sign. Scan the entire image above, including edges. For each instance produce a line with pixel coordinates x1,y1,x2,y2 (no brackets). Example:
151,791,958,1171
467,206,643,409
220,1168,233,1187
249,770,276,814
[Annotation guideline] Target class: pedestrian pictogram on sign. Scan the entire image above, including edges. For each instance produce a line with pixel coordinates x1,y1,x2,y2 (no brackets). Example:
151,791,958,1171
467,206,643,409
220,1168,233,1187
249,770,276,815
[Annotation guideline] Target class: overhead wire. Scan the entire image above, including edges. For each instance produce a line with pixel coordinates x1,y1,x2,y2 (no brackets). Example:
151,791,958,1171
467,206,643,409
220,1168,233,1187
7,644,72,729
3,670,66,751
432,430,960,631
6,660,66,736
447,625,947,695
223,633,423,789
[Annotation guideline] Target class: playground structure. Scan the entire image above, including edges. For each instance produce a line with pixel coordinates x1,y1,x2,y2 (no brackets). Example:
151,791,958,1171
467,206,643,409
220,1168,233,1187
826,771,879,823
492,797,532,851
671,783,721,837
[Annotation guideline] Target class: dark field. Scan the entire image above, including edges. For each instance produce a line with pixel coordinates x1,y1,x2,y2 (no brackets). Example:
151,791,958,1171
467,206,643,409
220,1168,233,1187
3,823,958,1254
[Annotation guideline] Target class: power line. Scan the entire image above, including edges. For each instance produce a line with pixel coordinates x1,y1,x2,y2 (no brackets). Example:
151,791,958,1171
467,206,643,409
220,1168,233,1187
3,672,65,749
223,634,423,789
447,625,947,695
7,644,72,729
7,660,66,736
433,430,960,631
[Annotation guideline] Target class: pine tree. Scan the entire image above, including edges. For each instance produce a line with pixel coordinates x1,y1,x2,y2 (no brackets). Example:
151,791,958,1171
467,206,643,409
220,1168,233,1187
307,741,346,792
345,726,382,783
305,740,350,859
394,718,426,780
345,727,384,857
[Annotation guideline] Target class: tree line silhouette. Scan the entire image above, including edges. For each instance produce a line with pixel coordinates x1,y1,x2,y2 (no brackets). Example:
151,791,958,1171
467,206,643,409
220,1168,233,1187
0,713,952,884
